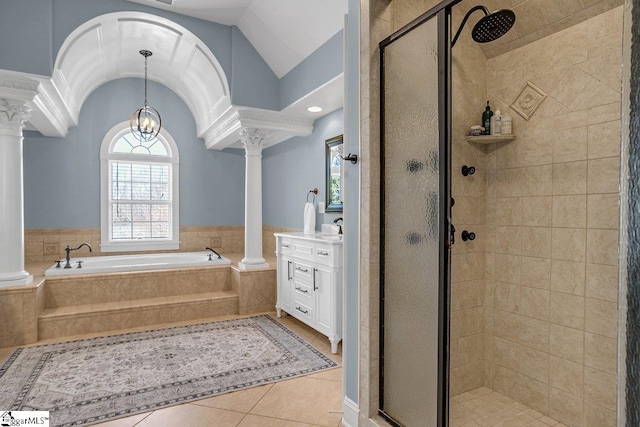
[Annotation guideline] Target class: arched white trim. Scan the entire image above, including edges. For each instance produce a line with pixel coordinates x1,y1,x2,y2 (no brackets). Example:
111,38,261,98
54,11,231,143
100,121,180,252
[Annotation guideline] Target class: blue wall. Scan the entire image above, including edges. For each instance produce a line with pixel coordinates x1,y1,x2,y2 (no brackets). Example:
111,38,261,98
343,0,360,405
231,26,279,110
0,0,53,75
0,0,343,113
263,108,344,230
0,0,279,110
279,30,344,110
23,78,245,228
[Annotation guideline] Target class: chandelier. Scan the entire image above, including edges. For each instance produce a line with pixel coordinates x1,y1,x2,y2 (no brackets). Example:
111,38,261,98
130,50,161,141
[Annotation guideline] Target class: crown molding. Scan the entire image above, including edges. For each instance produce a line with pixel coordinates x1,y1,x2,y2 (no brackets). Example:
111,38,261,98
202,106,314,150
0,69,315,148
0,69,75,137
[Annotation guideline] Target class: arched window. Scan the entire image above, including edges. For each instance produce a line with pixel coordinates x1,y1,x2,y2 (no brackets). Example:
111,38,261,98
100,121,179,252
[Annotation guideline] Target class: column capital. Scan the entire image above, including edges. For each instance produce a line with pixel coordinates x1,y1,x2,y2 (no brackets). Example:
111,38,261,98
239,128,270,155
0,98,31,132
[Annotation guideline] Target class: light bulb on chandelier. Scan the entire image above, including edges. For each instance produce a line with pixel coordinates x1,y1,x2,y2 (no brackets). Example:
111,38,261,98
130,50,162,142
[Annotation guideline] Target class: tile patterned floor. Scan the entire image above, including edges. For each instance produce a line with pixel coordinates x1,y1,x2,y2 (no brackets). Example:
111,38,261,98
1,313,575,427
449,387,565,427
0,313,343,427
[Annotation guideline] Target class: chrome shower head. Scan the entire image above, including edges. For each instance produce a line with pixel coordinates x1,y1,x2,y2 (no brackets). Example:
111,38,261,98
472,9,516,43
451,5,516,47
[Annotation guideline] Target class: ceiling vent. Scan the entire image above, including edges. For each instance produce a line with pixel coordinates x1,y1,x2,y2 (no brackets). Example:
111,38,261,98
155,0,173,5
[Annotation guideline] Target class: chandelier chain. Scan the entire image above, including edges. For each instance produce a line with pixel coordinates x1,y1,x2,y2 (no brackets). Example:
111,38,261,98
144,53,148,108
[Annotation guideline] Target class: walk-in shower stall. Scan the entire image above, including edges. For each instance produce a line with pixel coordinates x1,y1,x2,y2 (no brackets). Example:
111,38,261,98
379,0,623,425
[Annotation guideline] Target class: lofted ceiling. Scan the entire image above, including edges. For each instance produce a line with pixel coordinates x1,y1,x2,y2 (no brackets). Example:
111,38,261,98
126,0,348,78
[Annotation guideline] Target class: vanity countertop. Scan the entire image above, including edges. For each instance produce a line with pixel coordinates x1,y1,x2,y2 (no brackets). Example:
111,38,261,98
274,231,344,244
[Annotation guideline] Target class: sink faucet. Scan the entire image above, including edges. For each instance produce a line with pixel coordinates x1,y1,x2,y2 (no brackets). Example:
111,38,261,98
333,217,344,235
64,243,92,269
205,247,222,259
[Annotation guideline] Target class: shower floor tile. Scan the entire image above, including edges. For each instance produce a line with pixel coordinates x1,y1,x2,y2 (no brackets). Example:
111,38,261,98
449,387,566,427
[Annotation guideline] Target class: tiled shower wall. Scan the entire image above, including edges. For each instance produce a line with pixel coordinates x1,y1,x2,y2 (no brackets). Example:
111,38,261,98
483,7,622,427
449,0,489,396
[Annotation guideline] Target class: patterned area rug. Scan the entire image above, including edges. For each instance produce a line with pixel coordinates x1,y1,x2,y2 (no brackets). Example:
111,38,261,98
0,315,337,427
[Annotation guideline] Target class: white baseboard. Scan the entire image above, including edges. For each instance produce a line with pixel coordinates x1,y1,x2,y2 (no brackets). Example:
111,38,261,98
342,396,359,427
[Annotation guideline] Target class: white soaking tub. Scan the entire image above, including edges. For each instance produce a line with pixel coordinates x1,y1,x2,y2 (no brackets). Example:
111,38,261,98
45,251,231,276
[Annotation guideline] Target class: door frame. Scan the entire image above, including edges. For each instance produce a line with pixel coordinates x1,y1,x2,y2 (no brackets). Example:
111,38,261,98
378,2,457,425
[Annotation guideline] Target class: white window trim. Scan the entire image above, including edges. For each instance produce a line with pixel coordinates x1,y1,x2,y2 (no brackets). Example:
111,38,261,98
100,121,180,252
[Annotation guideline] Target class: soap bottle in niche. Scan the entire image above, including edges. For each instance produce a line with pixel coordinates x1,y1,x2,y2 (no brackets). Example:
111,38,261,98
501,114,512,135
491,108,502,135
482,101,493,135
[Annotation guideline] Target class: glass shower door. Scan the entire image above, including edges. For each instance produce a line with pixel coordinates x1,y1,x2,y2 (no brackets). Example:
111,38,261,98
379,8,449,427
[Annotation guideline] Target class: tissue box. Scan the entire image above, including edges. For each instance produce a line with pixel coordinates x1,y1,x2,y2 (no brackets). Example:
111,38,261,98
321,224,340,235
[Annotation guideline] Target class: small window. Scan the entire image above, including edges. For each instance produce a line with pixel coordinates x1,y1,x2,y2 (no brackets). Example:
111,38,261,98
100,122,179,252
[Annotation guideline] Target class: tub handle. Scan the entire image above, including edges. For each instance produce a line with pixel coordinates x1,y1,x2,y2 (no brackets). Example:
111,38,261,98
76,260,83,269
55,260,62,268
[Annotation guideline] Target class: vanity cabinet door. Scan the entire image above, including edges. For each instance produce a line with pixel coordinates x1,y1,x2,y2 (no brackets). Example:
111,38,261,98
276,255,293,315
313,264,333,337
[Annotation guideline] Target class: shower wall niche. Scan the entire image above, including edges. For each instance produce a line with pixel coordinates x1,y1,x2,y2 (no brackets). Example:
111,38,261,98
451,3,623,426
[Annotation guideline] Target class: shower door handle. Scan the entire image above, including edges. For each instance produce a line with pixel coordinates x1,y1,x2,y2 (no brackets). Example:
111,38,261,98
449,221,455,247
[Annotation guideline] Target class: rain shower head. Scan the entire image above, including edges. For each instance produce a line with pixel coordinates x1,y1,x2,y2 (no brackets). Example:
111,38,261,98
472,9,516,43
451,5,516,48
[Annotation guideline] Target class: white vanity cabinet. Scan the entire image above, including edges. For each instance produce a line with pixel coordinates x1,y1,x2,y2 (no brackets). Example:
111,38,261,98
275,232,343,353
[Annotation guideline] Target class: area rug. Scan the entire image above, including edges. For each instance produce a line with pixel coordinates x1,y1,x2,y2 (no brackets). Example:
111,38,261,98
0,315,337,427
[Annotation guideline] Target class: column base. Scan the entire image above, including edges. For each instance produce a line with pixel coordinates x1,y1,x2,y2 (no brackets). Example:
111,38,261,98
0,273,33,288
238,258,270,270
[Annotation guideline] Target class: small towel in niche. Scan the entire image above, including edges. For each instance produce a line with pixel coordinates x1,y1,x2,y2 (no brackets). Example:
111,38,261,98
304,202,316,235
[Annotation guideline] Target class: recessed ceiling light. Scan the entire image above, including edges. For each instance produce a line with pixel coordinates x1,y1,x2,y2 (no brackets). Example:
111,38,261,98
306,106,323,113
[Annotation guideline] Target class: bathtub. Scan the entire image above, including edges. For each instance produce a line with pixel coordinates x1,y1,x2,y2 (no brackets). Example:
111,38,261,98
44,251,231,276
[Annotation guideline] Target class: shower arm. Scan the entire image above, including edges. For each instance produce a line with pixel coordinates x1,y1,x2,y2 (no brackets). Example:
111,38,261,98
451,5,489,48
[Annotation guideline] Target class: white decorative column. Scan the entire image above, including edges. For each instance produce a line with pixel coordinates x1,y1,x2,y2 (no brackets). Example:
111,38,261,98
238,128,269,270
0,99,32,287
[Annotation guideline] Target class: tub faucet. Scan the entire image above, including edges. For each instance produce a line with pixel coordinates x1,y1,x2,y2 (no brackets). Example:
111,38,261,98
64,243,92,269
205,247,222,259
333,217,344,235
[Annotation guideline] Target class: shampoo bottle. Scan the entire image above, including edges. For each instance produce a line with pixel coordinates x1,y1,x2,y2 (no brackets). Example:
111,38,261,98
482,101,493,135
501,114,512,135
491,108,502,135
